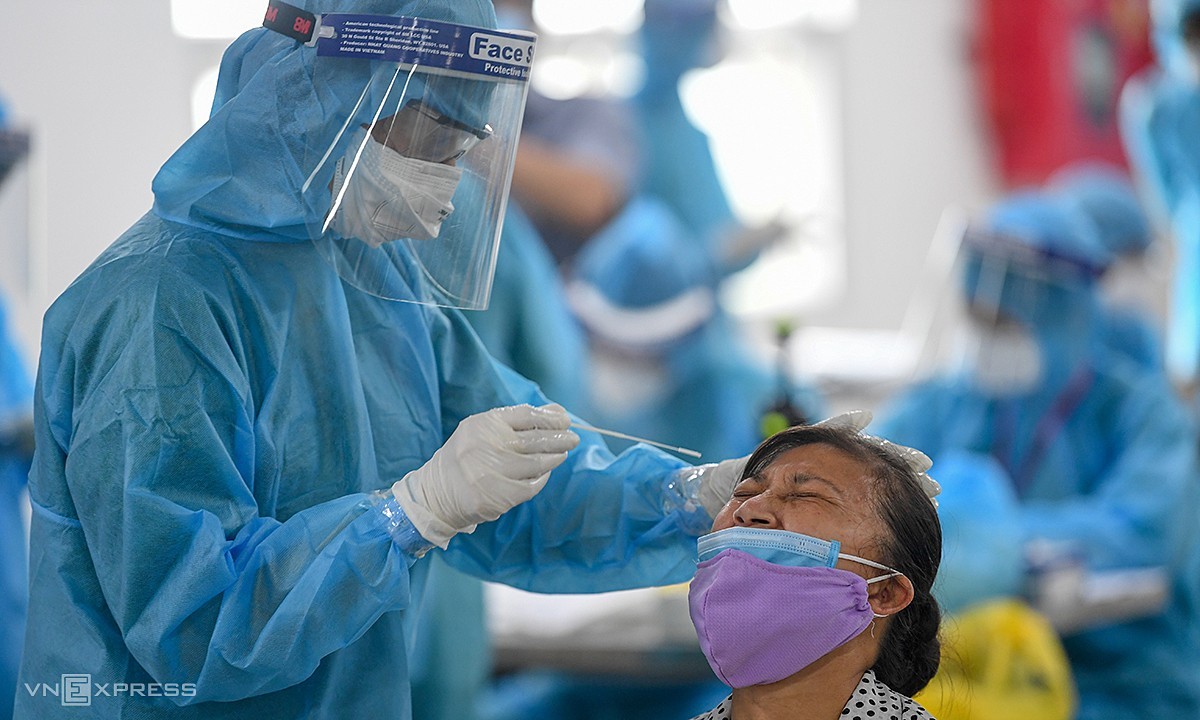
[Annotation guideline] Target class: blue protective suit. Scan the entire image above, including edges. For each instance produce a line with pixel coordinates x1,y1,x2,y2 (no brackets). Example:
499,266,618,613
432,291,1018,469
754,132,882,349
879,196,1200,720
1119,0,1200,381
0,295,31,720
919,450,1023,615
15,4,710,717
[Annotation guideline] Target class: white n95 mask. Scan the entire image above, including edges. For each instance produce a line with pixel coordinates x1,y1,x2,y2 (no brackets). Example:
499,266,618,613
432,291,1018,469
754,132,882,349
331,129,463,247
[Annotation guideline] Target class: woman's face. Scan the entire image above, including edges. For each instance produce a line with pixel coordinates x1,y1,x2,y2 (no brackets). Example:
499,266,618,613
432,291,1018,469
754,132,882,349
711,443,889,580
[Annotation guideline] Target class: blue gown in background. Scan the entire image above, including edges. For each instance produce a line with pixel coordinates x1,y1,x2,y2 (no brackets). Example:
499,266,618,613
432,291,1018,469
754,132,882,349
0,295,31,720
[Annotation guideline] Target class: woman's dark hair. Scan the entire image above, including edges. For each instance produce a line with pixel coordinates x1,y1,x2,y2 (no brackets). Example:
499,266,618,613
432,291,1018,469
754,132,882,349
742,423,943,697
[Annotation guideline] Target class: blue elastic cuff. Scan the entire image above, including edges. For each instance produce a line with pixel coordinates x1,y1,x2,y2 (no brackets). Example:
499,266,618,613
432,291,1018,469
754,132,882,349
374,494,436,558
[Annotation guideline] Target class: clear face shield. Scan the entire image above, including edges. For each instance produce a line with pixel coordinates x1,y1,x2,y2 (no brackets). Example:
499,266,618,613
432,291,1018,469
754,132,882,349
269,4,536,309
955,226,1103,394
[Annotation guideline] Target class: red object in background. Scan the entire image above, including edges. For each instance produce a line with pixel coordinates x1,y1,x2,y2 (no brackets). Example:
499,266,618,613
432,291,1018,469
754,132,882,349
977,0,1155,188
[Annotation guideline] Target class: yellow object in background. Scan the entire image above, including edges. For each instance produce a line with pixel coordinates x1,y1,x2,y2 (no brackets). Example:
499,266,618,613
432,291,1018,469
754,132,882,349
914,599,1075,720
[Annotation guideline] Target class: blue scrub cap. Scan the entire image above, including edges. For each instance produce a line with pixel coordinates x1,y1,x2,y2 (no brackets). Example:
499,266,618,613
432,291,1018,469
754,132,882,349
1151,0,1200,80
1049,163,1151,257
574,197,714,311
977,191,1113,277
152,0,498,242
569,197,718,349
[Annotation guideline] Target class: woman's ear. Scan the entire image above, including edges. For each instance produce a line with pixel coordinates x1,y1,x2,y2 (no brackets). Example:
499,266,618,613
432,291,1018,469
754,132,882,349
868,574,915,618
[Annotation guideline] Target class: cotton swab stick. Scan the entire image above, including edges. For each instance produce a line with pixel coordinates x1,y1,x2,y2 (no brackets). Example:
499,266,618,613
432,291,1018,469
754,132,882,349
571,422,702,459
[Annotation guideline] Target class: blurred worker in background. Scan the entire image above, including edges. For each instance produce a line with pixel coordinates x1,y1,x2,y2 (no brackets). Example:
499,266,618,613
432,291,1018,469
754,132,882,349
0,92,32,720
15,0,752,717
878,191,1200,719
1119,0,1200,388
568,197,822,462
0,293,31,720
634,0,732,250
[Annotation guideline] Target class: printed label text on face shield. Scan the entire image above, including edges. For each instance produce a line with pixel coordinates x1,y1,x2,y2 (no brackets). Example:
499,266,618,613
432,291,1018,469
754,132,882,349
469,34,534,66
317,15,535,82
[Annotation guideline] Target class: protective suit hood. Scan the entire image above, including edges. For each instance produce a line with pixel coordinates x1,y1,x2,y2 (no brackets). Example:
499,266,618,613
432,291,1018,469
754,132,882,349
151,0,498,244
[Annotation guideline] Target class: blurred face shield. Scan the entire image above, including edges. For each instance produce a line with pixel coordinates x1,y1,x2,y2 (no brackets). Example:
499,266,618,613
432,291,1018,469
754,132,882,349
956,227,1103,395
273,5,536,309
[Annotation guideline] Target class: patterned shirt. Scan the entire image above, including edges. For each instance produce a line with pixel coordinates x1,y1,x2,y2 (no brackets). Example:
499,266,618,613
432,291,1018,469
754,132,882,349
688,670,936,720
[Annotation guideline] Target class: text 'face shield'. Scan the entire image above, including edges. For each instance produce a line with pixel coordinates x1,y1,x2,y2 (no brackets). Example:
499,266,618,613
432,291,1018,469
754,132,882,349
299,14,536,309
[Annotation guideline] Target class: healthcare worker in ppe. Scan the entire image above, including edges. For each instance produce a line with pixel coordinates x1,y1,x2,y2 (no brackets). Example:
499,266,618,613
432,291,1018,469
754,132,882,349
1119,0,1200,385
1050,163,1164,370
878,192,1200,720
15,1,749,717
567,197,823,462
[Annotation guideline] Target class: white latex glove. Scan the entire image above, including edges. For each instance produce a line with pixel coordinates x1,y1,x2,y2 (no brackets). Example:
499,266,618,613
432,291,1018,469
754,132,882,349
695,456,751,519
391,404,580,549
818,409,941,503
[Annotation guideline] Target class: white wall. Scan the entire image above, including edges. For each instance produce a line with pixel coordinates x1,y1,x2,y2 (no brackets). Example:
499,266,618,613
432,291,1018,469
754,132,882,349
825,0,996,332
0,0,996,379
0,1,227,364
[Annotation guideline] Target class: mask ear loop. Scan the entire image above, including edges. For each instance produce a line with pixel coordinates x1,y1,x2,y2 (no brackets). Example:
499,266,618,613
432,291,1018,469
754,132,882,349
865,572,902,619
842,552,906,619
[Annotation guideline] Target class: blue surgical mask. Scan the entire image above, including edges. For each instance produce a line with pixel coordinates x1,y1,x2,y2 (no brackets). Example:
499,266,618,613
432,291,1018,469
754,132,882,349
697,526,901,582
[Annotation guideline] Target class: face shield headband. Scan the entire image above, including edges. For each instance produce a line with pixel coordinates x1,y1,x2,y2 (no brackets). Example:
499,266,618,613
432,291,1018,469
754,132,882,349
960,226,1107,286
264,1,536,310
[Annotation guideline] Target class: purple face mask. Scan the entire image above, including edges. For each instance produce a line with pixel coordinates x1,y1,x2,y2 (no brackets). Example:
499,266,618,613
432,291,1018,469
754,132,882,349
688,528,902,688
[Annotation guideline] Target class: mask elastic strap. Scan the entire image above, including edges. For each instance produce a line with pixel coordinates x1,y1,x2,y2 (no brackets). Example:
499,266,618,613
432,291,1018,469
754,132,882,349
840,552,905,619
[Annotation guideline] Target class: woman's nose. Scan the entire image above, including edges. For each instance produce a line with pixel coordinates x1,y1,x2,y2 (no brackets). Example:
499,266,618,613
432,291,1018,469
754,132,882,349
733,494,781,528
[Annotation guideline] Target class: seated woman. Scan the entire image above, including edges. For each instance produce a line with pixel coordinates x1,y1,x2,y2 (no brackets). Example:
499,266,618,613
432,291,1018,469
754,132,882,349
688,413,943,720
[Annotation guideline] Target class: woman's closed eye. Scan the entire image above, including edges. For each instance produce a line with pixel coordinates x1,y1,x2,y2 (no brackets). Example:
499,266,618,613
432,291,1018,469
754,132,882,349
784,491,821,501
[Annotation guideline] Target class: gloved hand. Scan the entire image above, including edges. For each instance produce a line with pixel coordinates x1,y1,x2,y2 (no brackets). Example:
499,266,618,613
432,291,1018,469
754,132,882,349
391,404,580,548
818,409,941,503
695,456,751,519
